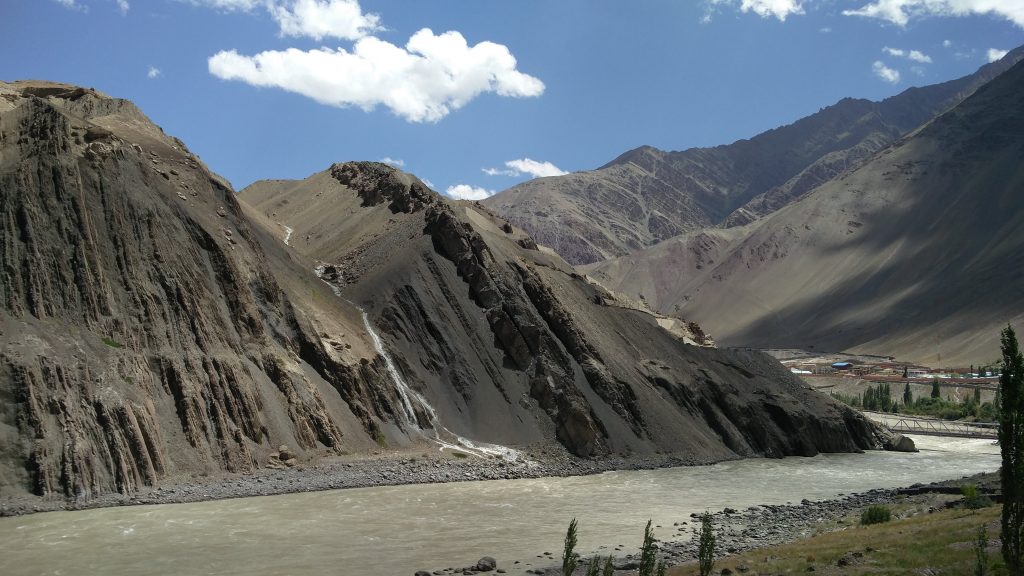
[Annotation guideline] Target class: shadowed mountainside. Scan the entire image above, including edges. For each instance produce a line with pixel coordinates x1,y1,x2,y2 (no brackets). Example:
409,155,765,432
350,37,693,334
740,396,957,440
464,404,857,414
586,58,1024,365
484,46,1024,265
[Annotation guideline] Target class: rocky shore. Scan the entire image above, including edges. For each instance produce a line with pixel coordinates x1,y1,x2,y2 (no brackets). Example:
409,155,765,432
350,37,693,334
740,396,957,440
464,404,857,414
0,446,714,517
416,472,999,576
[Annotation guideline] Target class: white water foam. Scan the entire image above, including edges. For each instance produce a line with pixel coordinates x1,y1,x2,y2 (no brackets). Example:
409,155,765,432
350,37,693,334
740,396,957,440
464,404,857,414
313,263,524,462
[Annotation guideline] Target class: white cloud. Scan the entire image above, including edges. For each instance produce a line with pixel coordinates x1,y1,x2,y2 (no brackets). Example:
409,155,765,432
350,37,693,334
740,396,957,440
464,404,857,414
844,0,1024,28
147,66,162,79
988,47,1010,62
708,0,805,21
54,0,86,10
445,184,495,201
819,26,833,32
380,156,404,167
209,28,544,123
883,46,932,63
872,60,901,83
483,158,567,179
187,0,264,10
422,178,435,189
115,0,128,13
943,39,953,47
269,0,381,41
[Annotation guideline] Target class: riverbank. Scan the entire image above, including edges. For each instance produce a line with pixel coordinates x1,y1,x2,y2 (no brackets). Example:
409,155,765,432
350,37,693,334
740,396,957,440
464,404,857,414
440,472,999,576
670,480,1004,575
0,445,717,517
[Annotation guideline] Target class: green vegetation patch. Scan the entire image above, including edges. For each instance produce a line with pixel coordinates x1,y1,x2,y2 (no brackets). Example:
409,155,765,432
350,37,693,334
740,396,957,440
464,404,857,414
101,336,124,349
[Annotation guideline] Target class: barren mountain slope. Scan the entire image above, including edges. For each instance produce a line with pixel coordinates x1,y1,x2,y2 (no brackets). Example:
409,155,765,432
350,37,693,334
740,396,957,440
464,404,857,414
586,59,1024,365
485,47,1024,265
241,163,889,463
0,81,441,500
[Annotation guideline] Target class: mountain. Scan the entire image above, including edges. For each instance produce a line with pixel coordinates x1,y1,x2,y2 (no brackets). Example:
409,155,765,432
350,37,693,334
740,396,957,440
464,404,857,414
0,79,892,502
585,58,1024,365
484,46,1024,265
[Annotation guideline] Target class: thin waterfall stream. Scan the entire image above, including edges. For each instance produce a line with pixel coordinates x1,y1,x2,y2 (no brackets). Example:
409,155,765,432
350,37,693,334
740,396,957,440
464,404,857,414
313,263,524,461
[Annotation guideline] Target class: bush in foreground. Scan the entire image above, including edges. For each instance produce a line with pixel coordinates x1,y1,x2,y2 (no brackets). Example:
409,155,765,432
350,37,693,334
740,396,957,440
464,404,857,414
861,505,891,525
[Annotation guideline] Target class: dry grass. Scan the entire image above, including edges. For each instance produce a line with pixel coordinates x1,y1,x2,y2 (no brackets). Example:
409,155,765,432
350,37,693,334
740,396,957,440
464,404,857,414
669,504,1006,575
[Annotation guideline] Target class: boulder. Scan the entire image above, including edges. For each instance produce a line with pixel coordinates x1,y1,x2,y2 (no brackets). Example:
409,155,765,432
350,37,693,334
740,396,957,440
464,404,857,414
475,557,497,571
886,434,918,452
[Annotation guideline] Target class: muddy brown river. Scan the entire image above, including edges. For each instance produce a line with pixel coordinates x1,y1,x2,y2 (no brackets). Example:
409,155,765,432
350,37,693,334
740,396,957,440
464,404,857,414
0,436,999,576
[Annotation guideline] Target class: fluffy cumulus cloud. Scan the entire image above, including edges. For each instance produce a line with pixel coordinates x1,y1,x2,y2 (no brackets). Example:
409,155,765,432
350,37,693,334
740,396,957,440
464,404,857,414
872,60,901,83
147,66,162,79
205,1,543,122
445,184,495,201
483,158,567,178
380,156,404,167
707,0,805,21
883,46,933,63
988,47,1010,61
269,0,381,41
844,0,1024,28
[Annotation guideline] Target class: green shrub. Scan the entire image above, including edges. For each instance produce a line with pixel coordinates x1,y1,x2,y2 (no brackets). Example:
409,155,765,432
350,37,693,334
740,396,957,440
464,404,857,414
102,336,124,349
861,505,892,525
962,484,994,510
698,512,716,576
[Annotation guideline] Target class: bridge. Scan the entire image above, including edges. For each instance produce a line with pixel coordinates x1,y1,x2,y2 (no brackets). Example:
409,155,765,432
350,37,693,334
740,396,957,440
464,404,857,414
862,411,999,440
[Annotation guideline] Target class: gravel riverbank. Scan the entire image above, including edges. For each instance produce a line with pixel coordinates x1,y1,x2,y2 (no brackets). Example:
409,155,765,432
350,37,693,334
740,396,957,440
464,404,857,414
0,446,714,517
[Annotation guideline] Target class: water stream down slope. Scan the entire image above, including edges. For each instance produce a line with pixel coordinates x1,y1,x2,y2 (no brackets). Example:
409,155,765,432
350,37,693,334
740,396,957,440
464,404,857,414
312,263,524,461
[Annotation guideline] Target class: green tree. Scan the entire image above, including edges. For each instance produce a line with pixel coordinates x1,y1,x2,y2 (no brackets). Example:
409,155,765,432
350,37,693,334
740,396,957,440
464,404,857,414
655,560,667,576
638,520,658,576
1000,325,1024,574
698,512,716,576
601,556,615,576
562,518,579,576
931,379,942,399
904,382,913,406
976,523,989,576
585,557,601,576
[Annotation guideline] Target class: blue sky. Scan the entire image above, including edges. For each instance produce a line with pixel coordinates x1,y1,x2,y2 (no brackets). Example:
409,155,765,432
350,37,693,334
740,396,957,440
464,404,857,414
2,1,1023,198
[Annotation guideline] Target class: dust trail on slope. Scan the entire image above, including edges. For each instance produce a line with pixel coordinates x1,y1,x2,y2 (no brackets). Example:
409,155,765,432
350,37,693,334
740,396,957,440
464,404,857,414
312,263,526,462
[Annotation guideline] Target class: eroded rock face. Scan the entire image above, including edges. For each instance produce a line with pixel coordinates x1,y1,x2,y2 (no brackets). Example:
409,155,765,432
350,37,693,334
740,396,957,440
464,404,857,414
0,82,393,499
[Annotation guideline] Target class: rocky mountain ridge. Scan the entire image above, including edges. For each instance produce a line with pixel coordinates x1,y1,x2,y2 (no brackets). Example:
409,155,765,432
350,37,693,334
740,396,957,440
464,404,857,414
484,46,1024,265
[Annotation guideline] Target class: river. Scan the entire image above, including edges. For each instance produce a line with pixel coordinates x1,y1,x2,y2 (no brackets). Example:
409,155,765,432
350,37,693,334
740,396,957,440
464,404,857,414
0,436,999,576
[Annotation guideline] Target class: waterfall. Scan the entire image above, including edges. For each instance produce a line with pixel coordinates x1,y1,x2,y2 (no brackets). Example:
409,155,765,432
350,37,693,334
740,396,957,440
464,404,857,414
312,263,524,462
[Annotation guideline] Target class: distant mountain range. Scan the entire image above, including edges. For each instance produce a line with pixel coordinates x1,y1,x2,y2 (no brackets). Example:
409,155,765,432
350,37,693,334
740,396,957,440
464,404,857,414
484,46,1024,266
585,54,1024,365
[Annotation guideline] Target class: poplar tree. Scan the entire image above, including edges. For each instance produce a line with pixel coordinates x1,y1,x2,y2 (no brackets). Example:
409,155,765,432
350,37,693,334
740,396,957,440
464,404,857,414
999,325,1024,573
562,518,579,576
